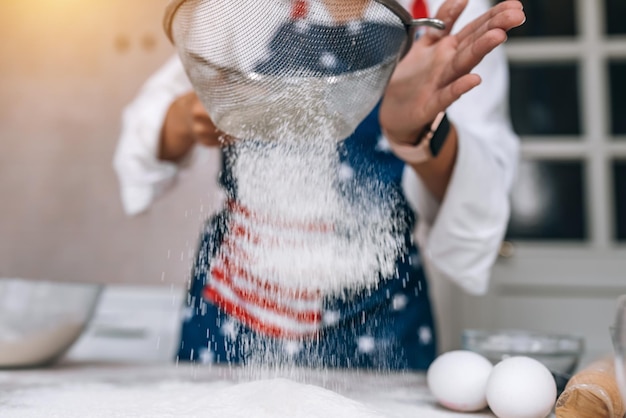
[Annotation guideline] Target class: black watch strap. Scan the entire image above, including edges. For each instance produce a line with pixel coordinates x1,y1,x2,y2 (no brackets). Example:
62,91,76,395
387,112,450,164
427,112,450,157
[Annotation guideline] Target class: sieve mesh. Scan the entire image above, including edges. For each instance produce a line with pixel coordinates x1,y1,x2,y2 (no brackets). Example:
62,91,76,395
164,0,439,142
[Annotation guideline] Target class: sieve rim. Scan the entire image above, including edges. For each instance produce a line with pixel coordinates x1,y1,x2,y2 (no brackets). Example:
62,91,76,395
163,0,419,45
163,0,186,43
375,0,412,27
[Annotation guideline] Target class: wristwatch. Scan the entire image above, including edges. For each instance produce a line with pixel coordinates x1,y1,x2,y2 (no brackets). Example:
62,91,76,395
387,111,450,164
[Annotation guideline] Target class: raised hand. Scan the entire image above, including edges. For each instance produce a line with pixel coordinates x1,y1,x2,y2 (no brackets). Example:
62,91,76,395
380,0,525,145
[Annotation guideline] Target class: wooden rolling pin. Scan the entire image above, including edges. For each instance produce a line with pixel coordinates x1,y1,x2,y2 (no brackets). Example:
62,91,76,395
555,356,625,418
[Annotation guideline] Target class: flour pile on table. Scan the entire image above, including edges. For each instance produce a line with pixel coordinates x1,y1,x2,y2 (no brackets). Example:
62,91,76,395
2,379,388,418
209,378,388,418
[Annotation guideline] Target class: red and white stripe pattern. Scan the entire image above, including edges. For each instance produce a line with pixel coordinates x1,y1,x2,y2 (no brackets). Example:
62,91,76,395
203,200,329,338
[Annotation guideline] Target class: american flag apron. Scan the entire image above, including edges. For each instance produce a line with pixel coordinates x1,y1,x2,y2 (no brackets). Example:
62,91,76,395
177,0,437,371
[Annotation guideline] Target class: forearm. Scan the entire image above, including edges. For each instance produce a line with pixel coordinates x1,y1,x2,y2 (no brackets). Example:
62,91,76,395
159,94,197,162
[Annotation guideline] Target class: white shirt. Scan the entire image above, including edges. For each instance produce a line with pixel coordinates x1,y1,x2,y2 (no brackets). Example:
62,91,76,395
113,0,519,296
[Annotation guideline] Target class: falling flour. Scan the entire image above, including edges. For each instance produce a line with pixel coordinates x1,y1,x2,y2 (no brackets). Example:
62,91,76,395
221,135,406,297
173,11,411,409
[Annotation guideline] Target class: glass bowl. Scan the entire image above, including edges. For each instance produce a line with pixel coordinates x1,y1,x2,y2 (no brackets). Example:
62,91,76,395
462,329,585,376
0,278,102,368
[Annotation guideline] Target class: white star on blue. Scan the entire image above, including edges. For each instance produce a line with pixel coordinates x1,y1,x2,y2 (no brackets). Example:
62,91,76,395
357,335,377,354
418,326,433,345
391,293,409,311
181,306,195,322
199,347,215,364
346,20,363,34
283,340,304,356
220,318,239,340
323,310,341,326
375,135,392,153
338,163,355,181
319,52,338,69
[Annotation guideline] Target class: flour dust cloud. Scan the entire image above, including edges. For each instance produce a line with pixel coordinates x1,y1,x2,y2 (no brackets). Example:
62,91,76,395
225,137,405,295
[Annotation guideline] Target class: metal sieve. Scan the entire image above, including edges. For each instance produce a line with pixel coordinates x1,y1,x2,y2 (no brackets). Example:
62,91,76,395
164,0,444,142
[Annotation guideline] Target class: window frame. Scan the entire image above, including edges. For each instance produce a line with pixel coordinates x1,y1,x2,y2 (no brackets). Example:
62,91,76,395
496,0,626,285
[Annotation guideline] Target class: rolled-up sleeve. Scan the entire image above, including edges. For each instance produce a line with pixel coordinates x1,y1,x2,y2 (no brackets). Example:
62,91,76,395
113,56,193,216
403,0,520,295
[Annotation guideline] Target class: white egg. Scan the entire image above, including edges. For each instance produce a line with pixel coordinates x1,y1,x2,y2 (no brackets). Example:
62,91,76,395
485,356,557,418
426,350,494,412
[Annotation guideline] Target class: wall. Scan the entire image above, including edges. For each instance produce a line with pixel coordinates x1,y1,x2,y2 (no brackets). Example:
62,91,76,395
0,0,221,286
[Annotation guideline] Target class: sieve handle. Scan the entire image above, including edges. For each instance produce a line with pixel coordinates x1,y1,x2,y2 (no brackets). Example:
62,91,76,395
399,16,446,58
375,0,446,58
411,18,446,30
